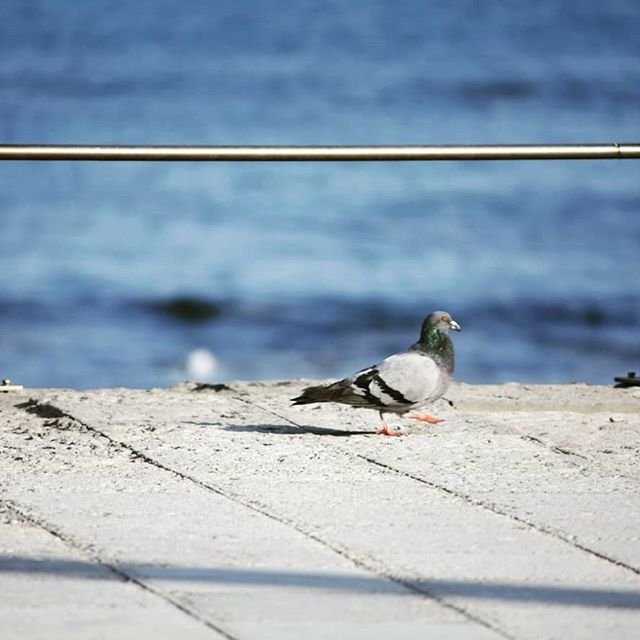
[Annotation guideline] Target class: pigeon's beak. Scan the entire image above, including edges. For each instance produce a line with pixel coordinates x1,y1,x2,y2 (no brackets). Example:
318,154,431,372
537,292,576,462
449,319,461,332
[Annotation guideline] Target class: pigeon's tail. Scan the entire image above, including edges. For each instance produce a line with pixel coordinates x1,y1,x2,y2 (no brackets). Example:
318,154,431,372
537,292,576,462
291,382,344,406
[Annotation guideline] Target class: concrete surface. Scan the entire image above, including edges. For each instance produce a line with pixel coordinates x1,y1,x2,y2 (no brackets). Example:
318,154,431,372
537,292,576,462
1,381,639,639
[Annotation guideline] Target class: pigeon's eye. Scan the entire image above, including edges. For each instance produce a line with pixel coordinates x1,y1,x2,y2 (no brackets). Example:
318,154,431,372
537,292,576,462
440,316,448,323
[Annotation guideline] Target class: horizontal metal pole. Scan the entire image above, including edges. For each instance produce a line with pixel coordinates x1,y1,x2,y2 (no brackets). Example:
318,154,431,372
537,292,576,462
0,143,639,161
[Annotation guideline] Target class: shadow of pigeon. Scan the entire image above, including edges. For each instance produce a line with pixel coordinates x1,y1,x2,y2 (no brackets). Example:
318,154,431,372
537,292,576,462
224,423,376,437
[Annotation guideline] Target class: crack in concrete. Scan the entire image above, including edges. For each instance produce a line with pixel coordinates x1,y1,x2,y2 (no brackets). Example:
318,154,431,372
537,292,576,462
0,497,238,640
520,434,588,460
356,455,640,578
14,396,513,640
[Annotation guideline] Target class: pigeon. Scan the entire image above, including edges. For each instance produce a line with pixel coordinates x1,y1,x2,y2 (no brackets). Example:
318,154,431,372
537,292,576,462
291,311,461,436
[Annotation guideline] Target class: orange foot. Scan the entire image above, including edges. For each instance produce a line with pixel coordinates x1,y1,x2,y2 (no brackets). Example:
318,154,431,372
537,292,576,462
410,414,444,424
375,419,405,437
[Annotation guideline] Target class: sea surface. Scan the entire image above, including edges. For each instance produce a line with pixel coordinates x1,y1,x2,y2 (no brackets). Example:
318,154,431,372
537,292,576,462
0,0,639,389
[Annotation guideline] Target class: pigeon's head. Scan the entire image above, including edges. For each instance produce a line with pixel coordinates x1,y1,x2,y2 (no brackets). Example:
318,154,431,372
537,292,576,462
422,311,461,337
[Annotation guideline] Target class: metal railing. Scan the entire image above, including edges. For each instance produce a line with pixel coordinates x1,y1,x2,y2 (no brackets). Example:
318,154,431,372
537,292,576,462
0,143,639,161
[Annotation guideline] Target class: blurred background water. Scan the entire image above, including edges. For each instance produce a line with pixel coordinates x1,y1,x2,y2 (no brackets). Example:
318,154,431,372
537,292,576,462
0,0,638,389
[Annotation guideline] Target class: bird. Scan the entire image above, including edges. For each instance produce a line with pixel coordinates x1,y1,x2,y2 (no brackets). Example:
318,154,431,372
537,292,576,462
291,311,461,436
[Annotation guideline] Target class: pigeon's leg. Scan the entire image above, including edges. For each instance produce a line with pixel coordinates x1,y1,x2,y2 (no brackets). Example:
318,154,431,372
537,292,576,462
375,412,404,437
409,414,444,424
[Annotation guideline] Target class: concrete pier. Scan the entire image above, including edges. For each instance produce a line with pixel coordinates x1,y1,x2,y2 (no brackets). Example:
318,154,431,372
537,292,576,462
1,381,639,639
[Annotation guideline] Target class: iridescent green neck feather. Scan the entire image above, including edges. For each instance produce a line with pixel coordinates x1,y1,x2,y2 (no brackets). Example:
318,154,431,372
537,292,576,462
412,325,455,374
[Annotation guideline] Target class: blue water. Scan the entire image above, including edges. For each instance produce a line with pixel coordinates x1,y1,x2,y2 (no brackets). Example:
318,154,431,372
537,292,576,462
0,0,639,388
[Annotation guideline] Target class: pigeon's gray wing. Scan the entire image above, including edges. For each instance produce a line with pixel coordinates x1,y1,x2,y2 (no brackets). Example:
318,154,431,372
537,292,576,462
339,351,443,412
371,352,450,406
292,351,449,412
